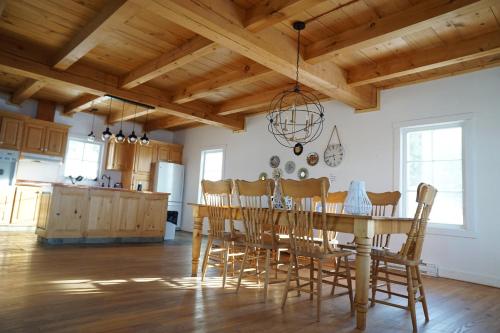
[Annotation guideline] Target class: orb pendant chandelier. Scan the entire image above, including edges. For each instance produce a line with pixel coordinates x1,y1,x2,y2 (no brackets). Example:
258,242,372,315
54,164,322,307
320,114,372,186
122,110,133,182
266,21,324,152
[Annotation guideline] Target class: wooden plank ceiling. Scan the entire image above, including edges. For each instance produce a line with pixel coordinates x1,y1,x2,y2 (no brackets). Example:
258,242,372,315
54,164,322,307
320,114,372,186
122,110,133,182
0,0,498,131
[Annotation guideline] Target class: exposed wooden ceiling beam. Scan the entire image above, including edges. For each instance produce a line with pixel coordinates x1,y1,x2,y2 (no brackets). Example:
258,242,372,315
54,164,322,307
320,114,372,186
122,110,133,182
380,56,500,90
120,36,218,89
0,48,244,130
305,0,495,64
244,0,329,32
63,94,108,115
173,63,273,104
0,1,7,16
10,78,45,105
144,113,244,132
216,85,296,116
349,31,500,86
52,0,141,70
108,105,152,123
120,0,330,91
149,0,377,111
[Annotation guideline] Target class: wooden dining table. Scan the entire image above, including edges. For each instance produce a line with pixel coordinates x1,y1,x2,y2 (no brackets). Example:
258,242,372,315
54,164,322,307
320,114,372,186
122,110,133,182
188,203,413,331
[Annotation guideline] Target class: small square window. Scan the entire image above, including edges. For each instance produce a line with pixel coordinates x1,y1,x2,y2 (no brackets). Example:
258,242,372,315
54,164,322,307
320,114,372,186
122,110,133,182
64,138,103,180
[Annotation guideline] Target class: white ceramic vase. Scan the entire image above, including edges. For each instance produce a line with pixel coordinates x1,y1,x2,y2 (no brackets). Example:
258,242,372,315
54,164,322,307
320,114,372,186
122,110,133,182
344,180,372,215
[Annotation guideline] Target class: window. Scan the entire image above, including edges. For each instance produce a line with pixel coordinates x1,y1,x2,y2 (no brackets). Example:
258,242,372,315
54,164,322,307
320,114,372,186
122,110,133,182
198,148,225,203
64,138,103,180
399,117,473,232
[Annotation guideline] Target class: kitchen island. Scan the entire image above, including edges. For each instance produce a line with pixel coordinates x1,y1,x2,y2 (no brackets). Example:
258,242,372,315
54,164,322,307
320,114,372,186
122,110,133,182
36,184,168,244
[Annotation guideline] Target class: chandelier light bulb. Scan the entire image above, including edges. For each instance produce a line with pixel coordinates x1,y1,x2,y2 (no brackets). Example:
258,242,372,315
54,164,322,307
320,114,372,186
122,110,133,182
115,130,125,143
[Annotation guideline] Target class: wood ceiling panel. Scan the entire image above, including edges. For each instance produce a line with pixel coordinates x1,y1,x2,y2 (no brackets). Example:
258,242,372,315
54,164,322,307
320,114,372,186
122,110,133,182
32,85,82,104
0,71,25,92
0,0,102,50
448,5,500,39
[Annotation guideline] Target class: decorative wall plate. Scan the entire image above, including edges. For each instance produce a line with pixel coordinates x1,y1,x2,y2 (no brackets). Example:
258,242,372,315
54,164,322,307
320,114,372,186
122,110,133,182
269,155,280,168
293,143,303,156
297,167,308,179
284,161,296,174
306,152,319,166
259,172,268,180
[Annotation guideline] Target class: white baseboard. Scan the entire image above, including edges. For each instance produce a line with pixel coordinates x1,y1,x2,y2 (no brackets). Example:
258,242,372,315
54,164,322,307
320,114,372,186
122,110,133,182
438,267,500,288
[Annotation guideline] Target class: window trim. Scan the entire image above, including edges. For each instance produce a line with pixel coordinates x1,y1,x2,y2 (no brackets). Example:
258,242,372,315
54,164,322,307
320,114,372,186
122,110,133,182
197,145,226,204
393,113,477,238
64,135,105,181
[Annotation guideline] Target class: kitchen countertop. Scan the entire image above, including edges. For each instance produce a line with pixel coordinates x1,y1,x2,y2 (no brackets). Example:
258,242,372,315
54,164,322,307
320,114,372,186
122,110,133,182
15,180,169,196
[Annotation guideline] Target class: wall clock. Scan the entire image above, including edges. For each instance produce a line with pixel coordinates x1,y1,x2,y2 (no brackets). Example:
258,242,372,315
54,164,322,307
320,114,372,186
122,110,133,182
324,125,344,167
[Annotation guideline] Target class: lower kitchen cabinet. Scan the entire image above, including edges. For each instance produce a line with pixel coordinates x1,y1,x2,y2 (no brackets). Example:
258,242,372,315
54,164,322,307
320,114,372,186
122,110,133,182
10,186,42,226
36,184,168,243
0,187,15,225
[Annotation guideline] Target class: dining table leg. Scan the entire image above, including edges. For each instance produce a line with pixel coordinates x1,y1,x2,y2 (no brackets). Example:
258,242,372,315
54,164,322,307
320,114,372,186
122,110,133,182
191,205,203,277
354,218,375,330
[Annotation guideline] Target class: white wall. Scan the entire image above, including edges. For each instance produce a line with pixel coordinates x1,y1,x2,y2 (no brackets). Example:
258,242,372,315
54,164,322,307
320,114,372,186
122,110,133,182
0,92,175,186
176,67,500,288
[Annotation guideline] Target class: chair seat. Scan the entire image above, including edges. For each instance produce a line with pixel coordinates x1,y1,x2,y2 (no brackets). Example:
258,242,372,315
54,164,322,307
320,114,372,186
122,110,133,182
370,248,420,266
222,231,245,242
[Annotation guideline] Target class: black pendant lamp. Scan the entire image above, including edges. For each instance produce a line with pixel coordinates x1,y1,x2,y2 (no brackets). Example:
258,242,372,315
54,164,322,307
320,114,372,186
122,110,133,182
115,101,126,143
102,97,113,141
139,108,150,146
127,105,138,144
87,104,97,142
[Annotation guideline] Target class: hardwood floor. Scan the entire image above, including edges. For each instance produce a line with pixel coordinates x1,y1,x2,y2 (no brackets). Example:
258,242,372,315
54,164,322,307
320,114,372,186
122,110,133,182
0,232,498,333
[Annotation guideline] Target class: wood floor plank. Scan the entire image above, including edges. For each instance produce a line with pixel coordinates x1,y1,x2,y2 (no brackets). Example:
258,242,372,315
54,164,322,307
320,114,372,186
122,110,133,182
0,232,499,333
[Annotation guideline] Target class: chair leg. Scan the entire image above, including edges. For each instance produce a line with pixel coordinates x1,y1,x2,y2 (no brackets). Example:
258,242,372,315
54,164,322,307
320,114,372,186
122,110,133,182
236,245,248,293
344,256,355,315
293,253,301,296
415,266,430,322
256,248,261,285
317,259,322,322
384,260,392,298
371,259,380,307
222,242,229,288
281,254,293,309
264,249,270,302
331,256,341,296
406,265,418,332
309,257,314,300
201,236,213,281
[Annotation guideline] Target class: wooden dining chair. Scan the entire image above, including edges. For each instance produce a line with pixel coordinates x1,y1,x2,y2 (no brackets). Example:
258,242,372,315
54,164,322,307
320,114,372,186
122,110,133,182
313,191,348,247
234,179,288,302
370,183,437,332
201,179,244,288
280,178,354,321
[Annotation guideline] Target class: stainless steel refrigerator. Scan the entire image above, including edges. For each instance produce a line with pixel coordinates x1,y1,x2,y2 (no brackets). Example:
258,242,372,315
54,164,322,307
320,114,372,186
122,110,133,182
153,161,184,240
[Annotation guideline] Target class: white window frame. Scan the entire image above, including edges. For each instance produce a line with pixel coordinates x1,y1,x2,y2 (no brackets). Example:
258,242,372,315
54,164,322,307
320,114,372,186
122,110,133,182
64,136,105,181
394,113,477,238
197,146,226,204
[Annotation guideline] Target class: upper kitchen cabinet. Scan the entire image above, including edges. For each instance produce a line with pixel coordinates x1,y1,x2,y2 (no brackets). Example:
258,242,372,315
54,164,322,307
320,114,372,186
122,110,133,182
133,144,155,174
0,114,24,150
21,119,69,157
155,142,183,164
105,140,131,171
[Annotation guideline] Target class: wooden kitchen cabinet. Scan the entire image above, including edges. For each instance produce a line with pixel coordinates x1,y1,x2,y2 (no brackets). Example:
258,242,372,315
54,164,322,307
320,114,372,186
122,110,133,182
86,189,115,237
21,119,69,157
0,116,24,150
44,126,67,156
141,193,168,234
114,191,143,236
133,144,155,173
0,187,15,225
105,140,130,171
155,142,183,164
22,122,45,153
47,186,88,237
10,186,42,226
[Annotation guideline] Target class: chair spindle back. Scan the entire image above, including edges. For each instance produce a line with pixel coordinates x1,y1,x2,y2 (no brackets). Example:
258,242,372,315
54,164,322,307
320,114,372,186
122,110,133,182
280,178,330,255
201,180,233,240
367,191,401,247
235,179,275,247
399,183,437,261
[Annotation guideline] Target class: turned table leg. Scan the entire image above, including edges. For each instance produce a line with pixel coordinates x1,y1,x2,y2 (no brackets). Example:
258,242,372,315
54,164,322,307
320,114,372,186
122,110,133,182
354,218,375,331
191,206,203,277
